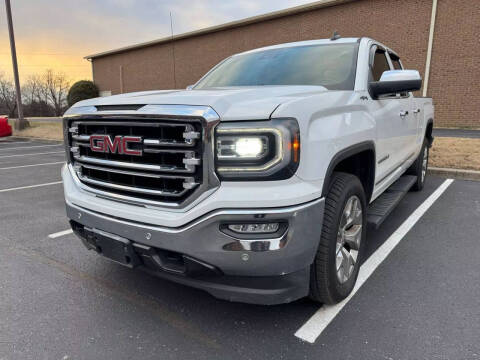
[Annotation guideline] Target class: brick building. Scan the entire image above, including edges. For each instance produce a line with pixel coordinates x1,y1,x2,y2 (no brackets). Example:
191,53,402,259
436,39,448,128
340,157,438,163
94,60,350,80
86,0,479,128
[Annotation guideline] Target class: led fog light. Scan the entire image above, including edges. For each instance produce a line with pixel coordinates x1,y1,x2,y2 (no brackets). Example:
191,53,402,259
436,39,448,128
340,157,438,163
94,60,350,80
227,223,280,234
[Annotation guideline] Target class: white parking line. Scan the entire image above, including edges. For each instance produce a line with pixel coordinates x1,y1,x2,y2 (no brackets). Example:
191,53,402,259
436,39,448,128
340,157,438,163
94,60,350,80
0,161,64,170
0,151,64,158
0,181,63,193
0,144,62,151
48,229,73,239
0,140,32,145
294,179,454,344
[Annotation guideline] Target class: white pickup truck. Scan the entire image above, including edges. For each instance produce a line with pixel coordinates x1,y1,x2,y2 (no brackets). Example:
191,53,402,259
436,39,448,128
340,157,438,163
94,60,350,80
62,36,434,305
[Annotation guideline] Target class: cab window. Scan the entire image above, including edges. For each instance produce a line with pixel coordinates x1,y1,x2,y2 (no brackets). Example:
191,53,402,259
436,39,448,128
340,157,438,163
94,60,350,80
390,54,403,70
371,49,391,81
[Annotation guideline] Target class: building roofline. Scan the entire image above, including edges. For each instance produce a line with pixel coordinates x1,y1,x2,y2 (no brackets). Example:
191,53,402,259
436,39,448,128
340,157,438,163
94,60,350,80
85,0,355,60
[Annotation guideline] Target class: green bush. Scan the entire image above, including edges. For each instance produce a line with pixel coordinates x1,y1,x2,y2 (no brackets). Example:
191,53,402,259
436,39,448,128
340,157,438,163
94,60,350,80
67,80,99,106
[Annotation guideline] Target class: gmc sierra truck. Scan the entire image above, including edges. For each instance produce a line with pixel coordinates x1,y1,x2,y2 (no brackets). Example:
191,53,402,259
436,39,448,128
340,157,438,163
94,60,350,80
62,37,434,305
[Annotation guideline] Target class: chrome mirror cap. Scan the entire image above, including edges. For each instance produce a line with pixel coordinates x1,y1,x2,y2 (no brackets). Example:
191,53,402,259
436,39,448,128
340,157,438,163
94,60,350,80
379,70,421,82
369,70,422,99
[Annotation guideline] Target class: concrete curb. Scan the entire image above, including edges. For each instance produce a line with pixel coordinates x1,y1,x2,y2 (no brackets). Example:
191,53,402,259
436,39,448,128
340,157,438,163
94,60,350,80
429,167,480,181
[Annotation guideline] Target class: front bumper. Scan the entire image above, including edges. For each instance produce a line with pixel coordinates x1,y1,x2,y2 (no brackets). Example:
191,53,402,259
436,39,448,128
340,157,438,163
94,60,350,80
66,197,324,305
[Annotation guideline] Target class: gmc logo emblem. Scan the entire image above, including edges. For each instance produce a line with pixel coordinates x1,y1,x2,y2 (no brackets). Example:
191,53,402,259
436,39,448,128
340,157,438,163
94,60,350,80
90,135,143,156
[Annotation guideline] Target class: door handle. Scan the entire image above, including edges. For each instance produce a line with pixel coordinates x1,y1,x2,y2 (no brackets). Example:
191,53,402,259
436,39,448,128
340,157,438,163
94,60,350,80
399,110,409,117
413,108,421,114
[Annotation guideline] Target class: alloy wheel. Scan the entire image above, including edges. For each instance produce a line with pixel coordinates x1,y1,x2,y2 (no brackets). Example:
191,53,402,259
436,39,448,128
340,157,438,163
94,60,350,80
421,146,428,183
336,195,363,284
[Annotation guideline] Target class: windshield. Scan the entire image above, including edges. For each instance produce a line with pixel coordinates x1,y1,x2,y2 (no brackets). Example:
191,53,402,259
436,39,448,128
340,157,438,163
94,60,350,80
194,43,358,90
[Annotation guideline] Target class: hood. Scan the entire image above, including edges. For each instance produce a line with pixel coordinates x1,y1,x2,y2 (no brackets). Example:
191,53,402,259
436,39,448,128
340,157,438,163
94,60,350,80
73,86,328,120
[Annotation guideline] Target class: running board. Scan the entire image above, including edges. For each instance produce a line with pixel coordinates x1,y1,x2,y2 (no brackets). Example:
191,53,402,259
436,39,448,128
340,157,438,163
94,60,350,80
367,175,417,229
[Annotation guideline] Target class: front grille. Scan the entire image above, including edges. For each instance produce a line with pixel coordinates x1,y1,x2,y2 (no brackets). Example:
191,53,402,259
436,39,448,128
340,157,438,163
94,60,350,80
67,117,204,205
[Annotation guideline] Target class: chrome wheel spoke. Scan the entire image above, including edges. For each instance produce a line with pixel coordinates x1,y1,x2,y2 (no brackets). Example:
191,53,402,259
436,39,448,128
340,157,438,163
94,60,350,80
353,205,362,224
336,250,344,272
335,195,363,284
344,197,355,228
344,224,362,250
340,248,354,281
336,241,343,255
421,147,428,182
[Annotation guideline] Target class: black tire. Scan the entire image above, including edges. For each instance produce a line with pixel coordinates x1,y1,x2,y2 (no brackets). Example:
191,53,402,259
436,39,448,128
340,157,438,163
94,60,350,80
309,172,367,304
408,139,429,191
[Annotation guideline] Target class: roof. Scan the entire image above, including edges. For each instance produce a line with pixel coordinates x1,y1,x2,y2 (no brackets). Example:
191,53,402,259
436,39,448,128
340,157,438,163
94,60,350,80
85,0,355,60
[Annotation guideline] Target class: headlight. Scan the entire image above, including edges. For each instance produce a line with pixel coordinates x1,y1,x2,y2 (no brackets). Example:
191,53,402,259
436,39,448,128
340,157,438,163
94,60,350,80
217,135,269,159
215,118,300,180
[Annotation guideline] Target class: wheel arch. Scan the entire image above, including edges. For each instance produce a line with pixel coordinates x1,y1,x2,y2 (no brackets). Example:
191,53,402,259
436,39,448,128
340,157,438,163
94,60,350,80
322,141,376,203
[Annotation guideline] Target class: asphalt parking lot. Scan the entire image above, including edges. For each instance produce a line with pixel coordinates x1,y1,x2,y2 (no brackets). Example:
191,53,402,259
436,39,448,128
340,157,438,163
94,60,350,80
1,137,479,360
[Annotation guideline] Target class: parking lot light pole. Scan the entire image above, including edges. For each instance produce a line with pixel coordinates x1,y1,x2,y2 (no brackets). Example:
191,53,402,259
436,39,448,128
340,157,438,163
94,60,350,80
5,0,27,130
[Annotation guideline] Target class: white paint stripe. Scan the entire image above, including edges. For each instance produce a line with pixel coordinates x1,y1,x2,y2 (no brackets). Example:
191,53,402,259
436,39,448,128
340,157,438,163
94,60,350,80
48,229,73,239
0,151,64,158
0,161,64,170
0,140,32,145
295,179,454,343
0,144,62,151
0,181,63,193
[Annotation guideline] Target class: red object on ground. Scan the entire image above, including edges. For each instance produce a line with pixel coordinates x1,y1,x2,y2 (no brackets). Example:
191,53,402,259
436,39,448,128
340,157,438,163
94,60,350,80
0,116,12,137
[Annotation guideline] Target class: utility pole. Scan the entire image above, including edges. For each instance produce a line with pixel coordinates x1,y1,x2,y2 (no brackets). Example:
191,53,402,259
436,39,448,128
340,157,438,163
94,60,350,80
5,0,27,130
170,12,177,89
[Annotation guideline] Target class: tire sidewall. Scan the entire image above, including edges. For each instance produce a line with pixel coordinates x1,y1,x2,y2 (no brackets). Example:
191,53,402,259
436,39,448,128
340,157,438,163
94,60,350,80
415,140,429,190
326,176,367,301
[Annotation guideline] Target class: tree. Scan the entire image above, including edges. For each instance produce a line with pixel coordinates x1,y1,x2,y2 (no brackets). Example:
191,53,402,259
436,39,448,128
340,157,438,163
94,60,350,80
0,70,73,118
0,73,17,118
22,75,53,117
22,74,44,105
41,69,70,116
67,80,98,106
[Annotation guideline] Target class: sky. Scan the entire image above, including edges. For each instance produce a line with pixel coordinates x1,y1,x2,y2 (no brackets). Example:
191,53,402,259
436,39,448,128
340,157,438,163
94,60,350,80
0,0,314,83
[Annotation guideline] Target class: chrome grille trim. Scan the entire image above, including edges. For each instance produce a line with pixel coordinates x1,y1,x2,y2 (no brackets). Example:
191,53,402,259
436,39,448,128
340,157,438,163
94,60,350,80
73,141,198,157
77,173,189,197
71,120,195,128
79,163,194,180
74,135,197,146
71,134,90,141
143,138,196,147
73,134,199,147
73,155,194,173
141,148,197,155
64,106,220,209
71,121,198,148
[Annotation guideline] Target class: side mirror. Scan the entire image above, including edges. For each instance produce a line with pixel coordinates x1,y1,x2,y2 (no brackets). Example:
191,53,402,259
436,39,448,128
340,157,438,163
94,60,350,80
186,84,194,90
368,70,422,99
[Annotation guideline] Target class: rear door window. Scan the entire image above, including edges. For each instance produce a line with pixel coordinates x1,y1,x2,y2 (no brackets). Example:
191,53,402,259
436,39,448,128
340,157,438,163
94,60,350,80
388,53,409,97
371,50,391,81
390,54,403,70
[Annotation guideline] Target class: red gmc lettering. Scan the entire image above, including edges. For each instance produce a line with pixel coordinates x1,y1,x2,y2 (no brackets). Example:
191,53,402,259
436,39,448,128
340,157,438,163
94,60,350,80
105,136,122,153
122,136,142,156
89,135,106,152
89,135,142,156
